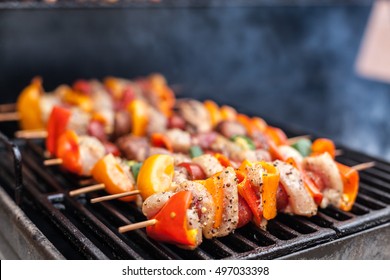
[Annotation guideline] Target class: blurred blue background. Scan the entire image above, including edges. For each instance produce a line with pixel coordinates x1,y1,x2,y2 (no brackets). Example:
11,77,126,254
0,0,389,160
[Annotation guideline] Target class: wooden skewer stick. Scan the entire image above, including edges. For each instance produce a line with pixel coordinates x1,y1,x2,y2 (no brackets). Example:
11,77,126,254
119,219,157,233
15,129,47,139
351,161,375,172
0,103,16,112
286,135,311,145
0,112,20,122
69,183,105,197
79,178,96,186
91,190,141,204
44,158,63,166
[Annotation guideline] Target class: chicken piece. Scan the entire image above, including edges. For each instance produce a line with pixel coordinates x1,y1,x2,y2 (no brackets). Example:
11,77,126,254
172,166,189,185
67,108,91,136
165,128,192,153
142,191,174,219
176,99,212,133
78,136,106,176
192,154,224,178
211,134,243,159
39,94,61,124
90,80,115,134
302,152,343,208
216,167,239,237
278,145,303,163
147,107,168,135
176,181,216,239
273,160,317,216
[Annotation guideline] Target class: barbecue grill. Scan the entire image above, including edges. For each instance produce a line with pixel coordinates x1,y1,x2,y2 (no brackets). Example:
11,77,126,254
0,121,389,260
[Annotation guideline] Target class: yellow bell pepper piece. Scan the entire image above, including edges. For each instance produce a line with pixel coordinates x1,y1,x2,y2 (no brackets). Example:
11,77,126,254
16,77,44,130
128,99,149,136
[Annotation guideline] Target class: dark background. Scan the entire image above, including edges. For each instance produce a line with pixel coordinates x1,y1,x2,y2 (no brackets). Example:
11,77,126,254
0,0,389,160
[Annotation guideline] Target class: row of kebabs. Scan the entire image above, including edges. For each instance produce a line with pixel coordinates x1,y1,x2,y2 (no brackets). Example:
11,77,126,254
10,74,364,249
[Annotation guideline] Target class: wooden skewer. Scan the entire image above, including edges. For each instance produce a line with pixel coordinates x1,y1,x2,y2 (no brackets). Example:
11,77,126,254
351,161,375,172
0,112,20,122
69,183,105,197
119,219,157,233
286,135,311,145
15,129,47,139
44,158,63,166
79,178,96,186
0,103,16,112
91,190,141,204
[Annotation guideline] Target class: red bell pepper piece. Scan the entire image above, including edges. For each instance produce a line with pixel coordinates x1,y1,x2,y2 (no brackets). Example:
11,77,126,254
235,170,263,226
46,106,71,156
146,191,199,247
178,162,206,180
73,79,91,95
56,130,82,175
150,133,173,152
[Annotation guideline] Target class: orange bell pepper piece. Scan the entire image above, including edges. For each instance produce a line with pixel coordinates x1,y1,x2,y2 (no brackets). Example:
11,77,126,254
251,117,267,133
258,161,280,220
204,172,225,229
236,114,253,135
337,162,359,211
104,77,124,99
311,138,336,159
127,99,149,136
268,140,285,161
264,126,288,146
220,105,237,121
46,106,71,156
214,153,232,167
146,191,199,247
137,154,174,200
148,74,175,117
56,130,82,175
204,100,222,127
16,77,44,130
150,133,173,152
91,154,136,202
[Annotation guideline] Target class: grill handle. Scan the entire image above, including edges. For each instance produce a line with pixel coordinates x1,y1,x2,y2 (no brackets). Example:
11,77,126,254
0,131,23,205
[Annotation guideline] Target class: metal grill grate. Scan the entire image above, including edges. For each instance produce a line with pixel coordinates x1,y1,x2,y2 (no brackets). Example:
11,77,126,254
0,133,389,259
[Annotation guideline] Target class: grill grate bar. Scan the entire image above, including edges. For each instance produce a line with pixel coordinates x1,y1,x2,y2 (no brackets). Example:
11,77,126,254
21,170,109,259
359,183,390,205
93,199,181,259
355,193,387,210
1,137,390,259
23,149,145,259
